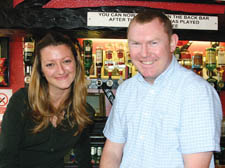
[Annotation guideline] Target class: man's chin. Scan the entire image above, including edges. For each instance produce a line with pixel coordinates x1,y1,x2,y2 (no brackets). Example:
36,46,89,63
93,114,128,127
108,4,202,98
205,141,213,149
142,74,155,82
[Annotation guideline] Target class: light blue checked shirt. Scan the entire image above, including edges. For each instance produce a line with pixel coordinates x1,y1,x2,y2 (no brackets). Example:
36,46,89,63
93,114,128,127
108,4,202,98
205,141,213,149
103,56,222,168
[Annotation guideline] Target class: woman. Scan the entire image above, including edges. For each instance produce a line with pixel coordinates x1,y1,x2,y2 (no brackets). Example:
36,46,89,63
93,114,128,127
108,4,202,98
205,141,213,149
0,32,94,168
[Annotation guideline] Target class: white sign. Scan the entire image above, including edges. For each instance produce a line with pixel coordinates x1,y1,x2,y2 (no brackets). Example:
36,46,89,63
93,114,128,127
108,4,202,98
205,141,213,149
0,89,12,122
87,12,218,30
166,14,218,30
88,12,137,27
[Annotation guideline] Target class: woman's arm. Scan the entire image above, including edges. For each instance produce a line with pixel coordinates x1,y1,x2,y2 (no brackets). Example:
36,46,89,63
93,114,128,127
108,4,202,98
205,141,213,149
0,89,26,168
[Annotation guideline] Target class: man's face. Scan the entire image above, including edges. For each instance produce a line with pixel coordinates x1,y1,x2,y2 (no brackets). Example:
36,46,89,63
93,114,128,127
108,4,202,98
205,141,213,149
128,18,178,83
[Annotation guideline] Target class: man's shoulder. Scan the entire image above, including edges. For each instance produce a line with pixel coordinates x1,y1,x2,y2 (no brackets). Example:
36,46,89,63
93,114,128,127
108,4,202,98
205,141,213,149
175,67,215,94
117,74,140,91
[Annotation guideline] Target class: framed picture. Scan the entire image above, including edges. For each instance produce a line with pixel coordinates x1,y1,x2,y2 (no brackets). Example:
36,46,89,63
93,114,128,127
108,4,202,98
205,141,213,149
0,37,9,87
87,92,106,118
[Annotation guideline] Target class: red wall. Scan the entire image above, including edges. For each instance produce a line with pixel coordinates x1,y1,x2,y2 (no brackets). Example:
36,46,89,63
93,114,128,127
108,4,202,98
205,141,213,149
14,0,225,14
0,34,24,93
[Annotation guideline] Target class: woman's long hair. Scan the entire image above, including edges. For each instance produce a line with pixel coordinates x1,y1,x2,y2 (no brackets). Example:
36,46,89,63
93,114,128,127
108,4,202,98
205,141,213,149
28,32,92,135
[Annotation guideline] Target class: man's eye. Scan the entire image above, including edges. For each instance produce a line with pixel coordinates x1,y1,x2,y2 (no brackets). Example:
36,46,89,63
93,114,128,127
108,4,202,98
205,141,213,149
151,41,158,46
129,42,140,46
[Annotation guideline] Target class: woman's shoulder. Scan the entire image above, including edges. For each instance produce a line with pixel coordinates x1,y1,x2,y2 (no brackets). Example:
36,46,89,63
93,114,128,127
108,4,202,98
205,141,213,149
13,87,28,96
10,87,28,103
4,88,29,122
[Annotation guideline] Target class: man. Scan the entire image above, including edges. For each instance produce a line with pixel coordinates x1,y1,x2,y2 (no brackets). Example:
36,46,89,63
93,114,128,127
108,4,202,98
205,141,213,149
100,10,222,168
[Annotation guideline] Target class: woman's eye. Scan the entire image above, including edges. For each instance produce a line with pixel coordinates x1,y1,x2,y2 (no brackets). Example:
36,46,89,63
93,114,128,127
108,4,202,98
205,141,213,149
46,63,54,67
64,59,72,64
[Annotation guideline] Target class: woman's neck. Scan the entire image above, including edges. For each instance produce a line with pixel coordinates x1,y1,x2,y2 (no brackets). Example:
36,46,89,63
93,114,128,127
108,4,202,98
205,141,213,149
49,88,71,109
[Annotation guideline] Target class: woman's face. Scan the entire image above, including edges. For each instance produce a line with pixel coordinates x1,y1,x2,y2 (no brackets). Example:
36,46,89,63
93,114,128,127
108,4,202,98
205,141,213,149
40,44,76,94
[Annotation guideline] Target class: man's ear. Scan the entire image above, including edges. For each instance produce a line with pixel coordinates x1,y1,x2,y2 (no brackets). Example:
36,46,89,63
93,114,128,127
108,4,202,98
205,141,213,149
170,34,179,53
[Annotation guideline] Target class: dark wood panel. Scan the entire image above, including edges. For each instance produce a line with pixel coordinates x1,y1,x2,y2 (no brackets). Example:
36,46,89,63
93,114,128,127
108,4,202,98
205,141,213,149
0,5,224,41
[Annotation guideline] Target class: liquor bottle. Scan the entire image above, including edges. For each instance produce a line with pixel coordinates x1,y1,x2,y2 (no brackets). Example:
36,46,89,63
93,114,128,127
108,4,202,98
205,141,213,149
174,46,180,60
211,41,220,48
180,42,192,67
207,70,217,90
105,43,114,87
125,50,133,79
116,43,125,64
205,47,217,72
96,147,102,164
91,146,97,165
180,41,192,52
192,51,203,69
192,51,203,76
180,49,191,60
96,46,103,79
84,40,92,55
116,43,126,85
83,40,93,76
95,46,103,88
182,58,192,69
217,67,225,92
132,65,138,77
221,117,225,137
23,34,35,66
217,46,225,66
105,43,114,76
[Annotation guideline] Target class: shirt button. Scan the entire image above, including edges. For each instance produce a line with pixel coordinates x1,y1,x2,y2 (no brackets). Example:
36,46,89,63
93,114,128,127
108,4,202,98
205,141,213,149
159,114,163,120
139,135,144,140
143,112,148,116
50,148,55,152
149,90,155,94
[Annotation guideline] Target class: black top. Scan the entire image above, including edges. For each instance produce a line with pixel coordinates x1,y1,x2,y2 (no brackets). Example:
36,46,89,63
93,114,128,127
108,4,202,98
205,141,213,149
0,88,94,168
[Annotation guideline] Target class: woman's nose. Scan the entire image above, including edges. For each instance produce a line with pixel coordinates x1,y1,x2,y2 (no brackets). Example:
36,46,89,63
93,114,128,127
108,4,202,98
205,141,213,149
57,63,65,74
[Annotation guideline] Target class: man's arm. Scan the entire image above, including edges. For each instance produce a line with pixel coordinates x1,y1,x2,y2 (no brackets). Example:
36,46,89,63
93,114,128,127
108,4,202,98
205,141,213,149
183,151,213,168
100,139,124,168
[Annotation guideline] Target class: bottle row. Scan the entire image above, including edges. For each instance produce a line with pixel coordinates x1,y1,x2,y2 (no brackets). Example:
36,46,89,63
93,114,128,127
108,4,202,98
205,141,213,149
175,41,225,70
81,39,134,84
174,41,225,92
176,46,225,70
81,39,225,91
22,35,225,92
64,146,103,166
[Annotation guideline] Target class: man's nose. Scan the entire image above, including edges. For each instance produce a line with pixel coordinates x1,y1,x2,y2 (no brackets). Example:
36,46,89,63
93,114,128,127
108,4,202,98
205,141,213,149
141,44,149,58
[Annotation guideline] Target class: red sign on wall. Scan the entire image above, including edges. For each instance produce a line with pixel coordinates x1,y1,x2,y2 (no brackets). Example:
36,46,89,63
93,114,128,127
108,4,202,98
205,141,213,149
0,89,12,128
